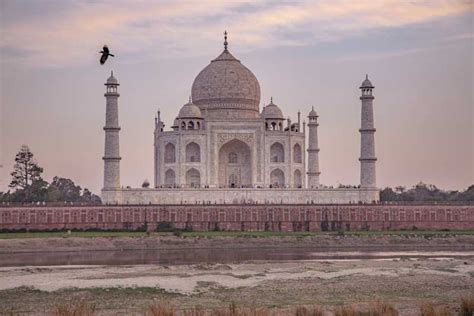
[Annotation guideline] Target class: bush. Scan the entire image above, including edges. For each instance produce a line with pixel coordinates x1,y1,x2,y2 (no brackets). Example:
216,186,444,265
460,296,474,316
368,301,398,316
147,302,175,316
210,303,270,316
295,305,323,316
182,306,205,316
420,303,452,316
334,305,357,316
156,222,173,232
54,301,96,316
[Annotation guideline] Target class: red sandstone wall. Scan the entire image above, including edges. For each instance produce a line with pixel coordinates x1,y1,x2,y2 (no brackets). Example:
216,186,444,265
0,205,472,232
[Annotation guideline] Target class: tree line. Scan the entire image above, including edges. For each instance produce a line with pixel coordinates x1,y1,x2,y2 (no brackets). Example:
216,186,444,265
0,145,101,204
380,182,473,203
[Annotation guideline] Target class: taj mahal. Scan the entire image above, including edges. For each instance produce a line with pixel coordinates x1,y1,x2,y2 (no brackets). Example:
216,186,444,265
101,33,379,205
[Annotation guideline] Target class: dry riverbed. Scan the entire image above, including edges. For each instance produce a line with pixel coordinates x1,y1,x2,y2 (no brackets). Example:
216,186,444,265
0,235,473,315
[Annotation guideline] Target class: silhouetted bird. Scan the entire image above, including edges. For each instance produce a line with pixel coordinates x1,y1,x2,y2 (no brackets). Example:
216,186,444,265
99,45,114,65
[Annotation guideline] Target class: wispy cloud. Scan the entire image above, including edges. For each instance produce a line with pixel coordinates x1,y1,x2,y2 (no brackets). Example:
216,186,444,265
0,0,471,67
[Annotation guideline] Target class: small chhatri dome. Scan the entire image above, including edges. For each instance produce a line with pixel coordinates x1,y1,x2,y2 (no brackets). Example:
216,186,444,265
178,98,202,119
172,117,180,128
106,71,119,85
191,31,261,119
308,106,318,117
262,97,284,119
360,74,374,89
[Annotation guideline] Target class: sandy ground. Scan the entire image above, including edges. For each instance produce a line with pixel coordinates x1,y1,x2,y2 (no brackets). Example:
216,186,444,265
0,235,473,315
1,257,473,315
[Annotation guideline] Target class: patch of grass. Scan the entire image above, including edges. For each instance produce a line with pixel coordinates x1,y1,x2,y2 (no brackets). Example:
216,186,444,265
368,301,398,316
333,302,399,316
420,303,452,316
209,302,271,316
0,231,174,239
334,305,358,316
435,268,458,273
231,273,265,279
460,296,474,316
54,301,96,316
147,302,175,316
294,305,324,316
80,286,181,297
0,307,20,316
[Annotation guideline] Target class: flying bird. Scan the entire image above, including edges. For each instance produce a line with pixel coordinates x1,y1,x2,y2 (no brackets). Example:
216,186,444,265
99,45,114,65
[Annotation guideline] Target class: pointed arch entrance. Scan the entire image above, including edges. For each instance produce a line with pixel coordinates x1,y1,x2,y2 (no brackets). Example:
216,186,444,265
218,139,252,188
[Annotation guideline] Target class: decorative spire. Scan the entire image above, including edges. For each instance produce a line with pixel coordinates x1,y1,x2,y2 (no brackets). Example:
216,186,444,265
224,30,228,50
270,96,273,104
366,74,368,80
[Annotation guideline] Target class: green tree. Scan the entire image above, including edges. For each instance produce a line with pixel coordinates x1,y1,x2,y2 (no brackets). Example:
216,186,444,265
47,177,82,202
81,188,102,204
455,185,474,202
380,187,398,202
9,145,45,201
47,177,101,204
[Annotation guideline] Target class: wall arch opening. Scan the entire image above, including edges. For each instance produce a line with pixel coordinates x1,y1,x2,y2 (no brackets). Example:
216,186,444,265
186,168,201,188
164,169,176,187
186,142,201,162
270,168,285,188
270,142,285,163
218,139,252,188
164,143,176,163
293,143,302,163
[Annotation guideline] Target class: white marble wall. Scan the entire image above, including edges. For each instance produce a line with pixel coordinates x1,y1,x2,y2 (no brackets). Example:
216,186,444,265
102,187,379,205
154,118,306,189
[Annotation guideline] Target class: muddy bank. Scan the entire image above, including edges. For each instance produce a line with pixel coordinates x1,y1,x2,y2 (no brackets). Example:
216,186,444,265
0,234,474,254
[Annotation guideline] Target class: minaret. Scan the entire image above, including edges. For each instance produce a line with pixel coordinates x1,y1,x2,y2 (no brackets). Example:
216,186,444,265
154,110,162,188
103,71,121,190
359,75,377,188
307,107,320,188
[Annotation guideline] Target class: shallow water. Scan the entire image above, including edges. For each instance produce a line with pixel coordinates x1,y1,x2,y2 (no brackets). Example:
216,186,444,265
1,246,473,267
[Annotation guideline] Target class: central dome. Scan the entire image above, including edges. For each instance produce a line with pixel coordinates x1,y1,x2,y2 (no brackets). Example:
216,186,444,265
191,48,261,119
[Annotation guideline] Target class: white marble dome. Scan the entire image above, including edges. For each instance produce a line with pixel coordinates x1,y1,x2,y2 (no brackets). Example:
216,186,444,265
178,100,202,119
106,71,118,85
308,106,318,117
262,100,284,119
360,75,374,88
191,49,261,119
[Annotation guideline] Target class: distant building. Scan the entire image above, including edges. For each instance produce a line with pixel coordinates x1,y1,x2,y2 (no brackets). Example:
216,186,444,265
101,33,378,204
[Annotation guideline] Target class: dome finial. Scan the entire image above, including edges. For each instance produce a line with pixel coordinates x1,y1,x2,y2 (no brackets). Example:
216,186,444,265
366,74,368,80
270,96,273,104
111,70,114,77
224,30,228,50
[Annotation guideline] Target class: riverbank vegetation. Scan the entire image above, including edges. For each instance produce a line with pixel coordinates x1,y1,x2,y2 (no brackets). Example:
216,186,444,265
47,298,474,316
1,229,474,239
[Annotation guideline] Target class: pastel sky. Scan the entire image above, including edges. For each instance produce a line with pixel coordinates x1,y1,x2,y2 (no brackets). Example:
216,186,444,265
0,0,472,194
